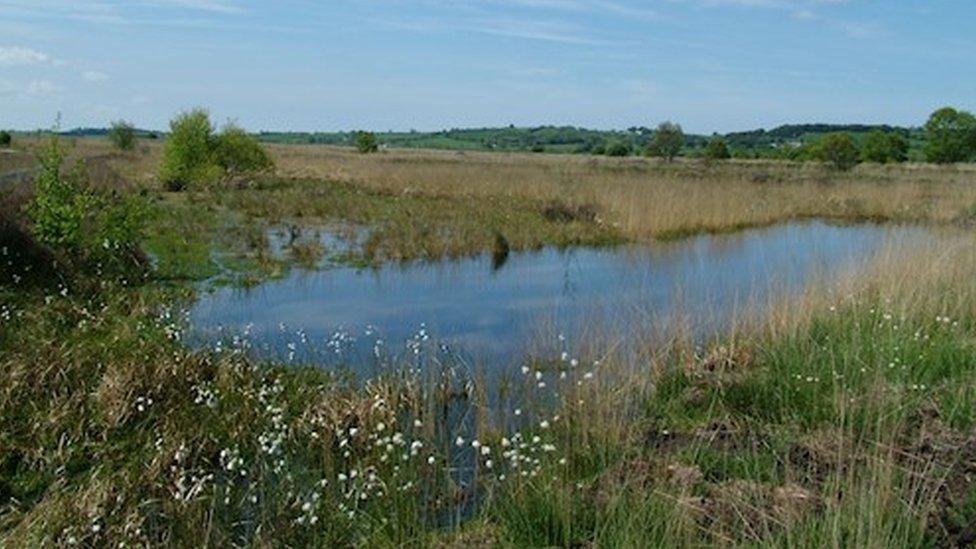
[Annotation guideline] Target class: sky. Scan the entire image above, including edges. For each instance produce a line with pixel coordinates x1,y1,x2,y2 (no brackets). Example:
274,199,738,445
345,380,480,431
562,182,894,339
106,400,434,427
0,0,973,134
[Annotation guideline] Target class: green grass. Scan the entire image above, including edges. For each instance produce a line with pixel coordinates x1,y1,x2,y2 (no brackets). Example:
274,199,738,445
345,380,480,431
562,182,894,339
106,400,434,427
3,171,976,546
140,176,625,287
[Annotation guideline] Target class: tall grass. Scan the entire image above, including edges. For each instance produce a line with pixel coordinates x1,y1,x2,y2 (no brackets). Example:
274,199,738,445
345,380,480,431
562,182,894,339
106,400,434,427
3,139,976,546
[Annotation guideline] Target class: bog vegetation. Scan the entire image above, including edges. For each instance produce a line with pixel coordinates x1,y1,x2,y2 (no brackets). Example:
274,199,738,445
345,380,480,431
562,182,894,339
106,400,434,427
2,106,976,547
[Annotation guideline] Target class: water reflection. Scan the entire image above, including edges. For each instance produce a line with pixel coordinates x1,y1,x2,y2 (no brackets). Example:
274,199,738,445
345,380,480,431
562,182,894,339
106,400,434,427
190,221,930,371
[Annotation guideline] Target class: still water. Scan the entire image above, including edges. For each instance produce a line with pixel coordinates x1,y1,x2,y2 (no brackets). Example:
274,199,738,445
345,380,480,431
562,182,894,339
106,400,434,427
190,221,929,370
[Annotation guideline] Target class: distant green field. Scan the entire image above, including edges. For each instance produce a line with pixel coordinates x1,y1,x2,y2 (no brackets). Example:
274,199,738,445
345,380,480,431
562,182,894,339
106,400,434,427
254,123,927,160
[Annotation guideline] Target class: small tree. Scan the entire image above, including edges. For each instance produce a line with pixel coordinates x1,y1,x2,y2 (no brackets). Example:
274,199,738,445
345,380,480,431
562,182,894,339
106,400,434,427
108,120,136,151
160,108,220,190
356,131,378,154
0,130,11,148
28,138,88,250
28,136,146,270
704,137,731,161
862,130,908,164
605,141,631,157
814,133,860,171
214,124,274,176
924,106,976,164
646,121,684,161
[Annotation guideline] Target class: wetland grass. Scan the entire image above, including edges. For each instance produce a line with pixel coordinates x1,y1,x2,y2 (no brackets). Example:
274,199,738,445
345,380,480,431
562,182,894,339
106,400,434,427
3,138,976,546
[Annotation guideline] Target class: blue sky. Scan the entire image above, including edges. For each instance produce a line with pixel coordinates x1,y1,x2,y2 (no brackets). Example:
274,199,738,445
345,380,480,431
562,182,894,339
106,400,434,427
0,0,972,133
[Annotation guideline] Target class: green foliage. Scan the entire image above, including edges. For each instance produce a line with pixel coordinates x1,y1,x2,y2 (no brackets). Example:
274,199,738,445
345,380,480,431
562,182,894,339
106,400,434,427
108,120,137,151
862,130,908,164
26,137,147,271
215,124,274,175
604,141,631,157
704,137,731,161
160,109,220,189
813,132,860,171
924,106,976,164
27,138,88,250
160,110,273,190
0,130,11,147
646,122,684,161
356,131,379,154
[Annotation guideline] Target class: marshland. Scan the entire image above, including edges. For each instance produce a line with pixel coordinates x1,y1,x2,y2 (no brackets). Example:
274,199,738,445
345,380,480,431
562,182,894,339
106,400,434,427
3,105,976,548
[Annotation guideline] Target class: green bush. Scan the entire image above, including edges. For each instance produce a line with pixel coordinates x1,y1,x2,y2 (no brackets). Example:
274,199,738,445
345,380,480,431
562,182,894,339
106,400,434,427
924,106,976,164
605,141,631,157
27,137,147,272
356,131,378,154
0,130,11,147
215,124,274,175
813,132,860,171
108,120,136,151
704,137,731,160
862,130,908,164
160,110,273,190
646,122,684,161
160,109,220,189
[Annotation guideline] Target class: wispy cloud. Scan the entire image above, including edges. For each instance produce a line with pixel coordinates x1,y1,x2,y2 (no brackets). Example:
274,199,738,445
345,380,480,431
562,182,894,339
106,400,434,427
0,46,49,65
82,70,109,82
27,79,60,95
147,0,243,14
380,15,608,45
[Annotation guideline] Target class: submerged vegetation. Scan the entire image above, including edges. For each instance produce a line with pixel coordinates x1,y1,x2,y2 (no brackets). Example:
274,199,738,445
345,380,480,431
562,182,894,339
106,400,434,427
3,111,976,546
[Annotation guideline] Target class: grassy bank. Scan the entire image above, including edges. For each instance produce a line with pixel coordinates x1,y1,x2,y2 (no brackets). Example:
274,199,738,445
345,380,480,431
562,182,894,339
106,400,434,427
3,139,976,546
4,231,976,547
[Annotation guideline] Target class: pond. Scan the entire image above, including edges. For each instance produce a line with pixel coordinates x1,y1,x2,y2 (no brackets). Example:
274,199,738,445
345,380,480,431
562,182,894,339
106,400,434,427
189,220,931,372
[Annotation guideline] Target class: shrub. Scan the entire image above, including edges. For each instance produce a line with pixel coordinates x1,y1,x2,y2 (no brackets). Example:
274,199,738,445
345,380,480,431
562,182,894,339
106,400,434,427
27,137,147,272
591,142,607,155
605,141,631,157
215,124,274,176
813,132,860,171
108,120,136,151
0,130,11,147
704,137,731,161
28,138,87,250
924,107,976,164
862,130,908,164
160,110,273,190
356,131,378,154
160,109,220,189
646,122,684,161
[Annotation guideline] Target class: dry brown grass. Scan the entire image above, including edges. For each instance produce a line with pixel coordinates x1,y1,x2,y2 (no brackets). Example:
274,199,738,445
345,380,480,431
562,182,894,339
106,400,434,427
12,137,976,242
270,144,976,240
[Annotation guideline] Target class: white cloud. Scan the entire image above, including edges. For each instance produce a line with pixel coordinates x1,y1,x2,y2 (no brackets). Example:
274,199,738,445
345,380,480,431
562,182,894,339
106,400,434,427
82,70,109,82
149,0,243,14
27,80,59,95
0,46,49,66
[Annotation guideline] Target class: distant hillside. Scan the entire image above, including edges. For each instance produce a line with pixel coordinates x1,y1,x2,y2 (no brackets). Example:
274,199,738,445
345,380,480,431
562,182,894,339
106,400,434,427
49,122,924,159
256,123,922,158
